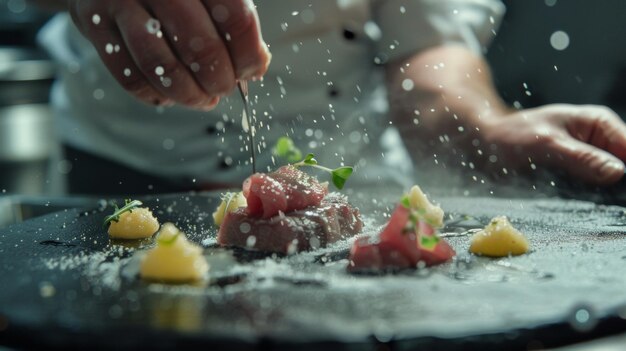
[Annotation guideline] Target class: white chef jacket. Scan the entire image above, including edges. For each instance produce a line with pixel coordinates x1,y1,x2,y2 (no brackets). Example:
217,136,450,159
40,0,504,187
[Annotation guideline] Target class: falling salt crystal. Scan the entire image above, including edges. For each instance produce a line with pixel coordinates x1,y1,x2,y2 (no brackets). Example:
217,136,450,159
550,30,570,50
300,8,315,23
123,68,131,77
309,237,320,249
286,240,298,255
399,6,406,13
39,281,56,298
93,89,105,100
291,11,299,16
241,108,254,135
246,235,256,247
190,62,200,72
92,14,101,25
161,77,172,87
401,78,414,91
225,33,231,41
363,21,382,41
114,44,120,53
162,138,175,150
105,43,114,54
239,223,251,234
155,66,164,76
145,18,161,34
568,304,597,332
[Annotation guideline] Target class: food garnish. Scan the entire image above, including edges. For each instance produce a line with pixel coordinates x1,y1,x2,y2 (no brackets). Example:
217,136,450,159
292,153,353,190
107,204,160,240
273,136,354,190
103,199,143,227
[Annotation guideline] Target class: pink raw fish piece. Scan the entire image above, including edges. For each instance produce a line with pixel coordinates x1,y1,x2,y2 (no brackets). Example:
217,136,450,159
243,165,328,218
218,193,362,254
348,203,455,272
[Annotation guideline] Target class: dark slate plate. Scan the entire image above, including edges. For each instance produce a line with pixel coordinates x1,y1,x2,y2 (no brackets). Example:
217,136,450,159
1,190,626,350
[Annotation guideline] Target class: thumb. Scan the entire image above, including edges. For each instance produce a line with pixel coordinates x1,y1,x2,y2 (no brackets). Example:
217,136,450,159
548,137,625,185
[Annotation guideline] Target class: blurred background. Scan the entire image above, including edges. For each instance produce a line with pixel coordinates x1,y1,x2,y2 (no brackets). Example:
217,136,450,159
0,0,55,196
2,0,626,224
0,0,75,229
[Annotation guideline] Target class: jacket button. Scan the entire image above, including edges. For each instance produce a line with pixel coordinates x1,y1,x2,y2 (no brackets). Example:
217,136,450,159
206,125,218,134
342,27,356,40
328,87,340,98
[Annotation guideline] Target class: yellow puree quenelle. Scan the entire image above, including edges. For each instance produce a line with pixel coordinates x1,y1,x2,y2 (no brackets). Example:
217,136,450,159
469,216,530,257
140,223,209,282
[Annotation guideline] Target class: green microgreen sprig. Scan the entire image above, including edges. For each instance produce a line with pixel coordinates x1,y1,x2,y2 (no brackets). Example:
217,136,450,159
292,153,353,190
103,199,142,227
420,235,440,250
273,136,354,190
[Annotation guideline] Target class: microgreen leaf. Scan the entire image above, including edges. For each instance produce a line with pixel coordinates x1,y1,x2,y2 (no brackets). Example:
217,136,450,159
302,153,318,165
420,234,440,250
273,136,302,163
400,195,411,209
289,148,354,190
103,199,142,227
157,231,180,245
330,166,353,189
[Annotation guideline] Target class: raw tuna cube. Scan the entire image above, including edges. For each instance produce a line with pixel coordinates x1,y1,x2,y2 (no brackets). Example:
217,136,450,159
218,193,362,254
243,165,328,219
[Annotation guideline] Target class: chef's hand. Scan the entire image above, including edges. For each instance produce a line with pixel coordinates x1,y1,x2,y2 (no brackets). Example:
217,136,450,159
68,0,271,110
482,104,626,185
388,46,626,186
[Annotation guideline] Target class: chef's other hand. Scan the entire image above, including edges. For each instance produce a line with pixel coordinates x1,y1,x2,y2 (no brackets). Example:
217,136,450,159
483,104,626,185
68,0,271,110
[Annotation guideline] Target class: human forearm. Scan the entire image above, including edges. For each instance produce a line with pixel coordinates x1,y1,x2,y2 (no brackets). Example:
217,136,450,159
386,45,510,163
386,45,626,185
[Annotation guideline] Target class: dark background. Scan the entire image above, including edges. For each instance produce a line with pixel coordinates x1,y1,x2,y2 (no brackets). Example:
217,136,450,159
487,0,626,116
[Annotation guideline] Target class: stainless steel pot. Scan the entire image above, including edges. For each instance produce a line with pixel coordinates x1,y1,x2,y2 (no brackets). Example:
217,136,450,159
0,46,59,194
0,103,54,161
0,46,56,106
